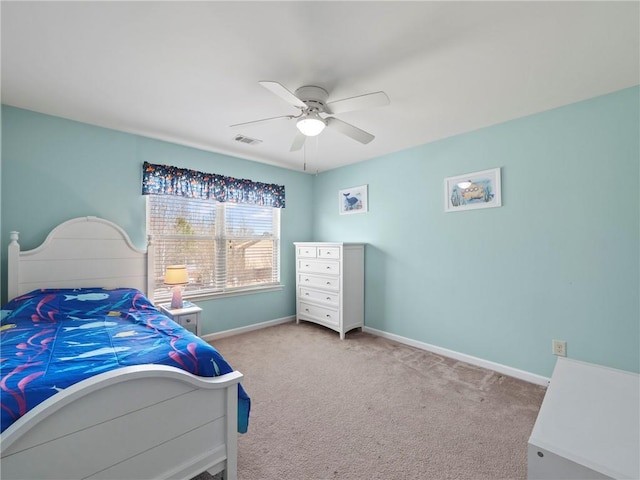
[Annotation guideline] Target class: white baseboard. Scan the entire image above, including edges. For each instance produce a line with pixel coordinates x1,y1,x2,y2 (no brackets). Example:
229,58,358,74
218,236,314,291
363,326,550,387
202,315,295,342
203,317,549,387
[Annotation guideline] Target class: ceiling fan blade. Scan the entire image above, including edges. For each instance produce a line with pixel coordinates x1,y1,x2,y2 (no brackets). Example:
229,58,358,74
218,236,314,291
230,114,295,128
290,131,307,152
326,91,390,114
259,81,307,109
325,117,375,144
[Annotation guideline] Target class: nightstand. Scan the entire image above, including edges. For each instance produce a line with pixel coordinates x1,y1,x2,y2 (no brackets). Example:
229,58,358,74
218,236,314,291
158,301,202,336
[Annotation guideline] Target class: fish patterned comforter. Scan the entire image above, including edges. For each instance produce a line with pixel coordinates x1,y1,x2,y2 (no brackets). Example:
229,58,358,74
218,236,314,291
0,288,250,434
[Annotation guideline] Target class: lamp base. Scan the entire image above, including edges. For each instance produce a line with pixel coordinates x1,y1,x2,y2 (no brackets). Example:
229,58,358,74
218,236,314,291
170,285,184,309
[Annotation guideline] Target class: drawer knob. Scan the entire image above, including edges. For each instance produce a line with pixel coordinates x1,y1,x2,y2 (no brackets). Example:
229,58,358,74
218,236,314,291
326,297,331,300
305,308,310,312
326,266,331,269
305,293,310,296
326,314,332,318
304,278,309,282
326,282,332,285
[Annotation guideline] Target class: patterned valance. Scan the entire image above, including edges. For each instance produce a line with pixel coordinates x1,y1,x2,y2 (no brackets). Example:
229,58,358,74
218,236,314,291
141,162,285,208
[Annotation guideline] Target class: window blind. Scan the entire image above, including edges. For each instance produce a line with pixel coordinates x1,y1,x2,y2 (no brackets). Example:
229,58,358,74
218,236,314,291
147,195,280,300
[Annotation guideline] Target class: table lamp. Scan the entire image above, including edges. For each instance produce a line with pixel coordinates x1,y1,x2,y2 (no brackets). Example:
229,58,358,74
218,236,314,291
164,265,189,309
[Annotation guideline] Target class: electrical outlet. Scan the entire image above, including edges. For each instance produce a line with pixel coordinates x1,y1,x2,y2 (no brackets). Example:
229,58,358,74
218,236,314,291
552,339,567,357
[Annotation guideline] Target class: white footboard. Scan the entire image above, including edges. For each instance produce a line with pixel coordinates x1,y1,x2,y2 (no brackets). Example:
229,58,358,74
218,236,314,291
0,365,242,480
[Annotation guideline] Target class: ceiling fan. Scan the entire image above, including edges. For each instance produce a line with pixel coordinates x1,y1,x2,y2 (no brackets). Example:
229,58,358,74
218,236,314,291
231,81,390,152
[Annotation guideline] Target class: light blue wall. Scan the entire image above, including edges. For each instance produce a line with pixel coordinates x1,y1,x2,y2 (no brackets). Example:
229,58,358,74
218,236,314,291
1,106,314,333
313,86,639,377
2,87,638,378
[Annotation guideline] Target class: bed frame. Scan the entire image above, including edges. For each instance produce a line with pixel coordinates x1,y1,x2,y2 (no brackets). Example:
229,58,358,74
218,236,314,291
2,216,241,480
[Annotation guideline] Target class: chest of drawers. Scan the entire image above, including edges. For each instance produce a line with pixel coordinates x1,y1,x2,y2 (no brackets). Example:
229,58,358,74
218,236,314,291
294,242,365,339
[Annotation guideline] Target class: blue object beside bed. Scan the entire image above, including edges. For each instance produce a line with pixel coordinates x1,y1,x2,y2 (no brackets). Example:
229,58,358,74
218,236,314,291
0,287,250,434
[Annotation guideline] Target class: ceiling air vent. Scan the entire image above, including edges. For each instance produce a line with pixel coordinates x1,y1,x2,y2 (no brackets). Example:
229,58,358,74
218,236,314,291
234,135,262,146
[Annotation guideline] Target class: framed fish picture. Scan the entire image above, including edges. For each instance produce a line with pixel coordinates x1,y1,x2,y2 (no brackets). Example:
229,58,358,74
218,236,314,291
339,184,368,215
445,168,502,212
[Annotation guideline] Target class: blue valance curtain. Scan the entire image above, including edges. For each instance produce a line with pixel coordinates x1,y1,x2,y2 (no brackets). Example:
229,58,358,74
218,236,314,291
141,162,285,208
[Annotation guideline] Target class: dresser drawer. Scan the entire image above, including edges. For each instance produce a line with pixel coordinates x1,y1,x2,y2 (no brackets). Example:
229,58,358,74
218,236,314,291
179,314,198,326
298,274,340,291
318,247,340,259
179,314,199,334
299,287,340,307
298,259,340,275
296,246,317,258
298,301,339,327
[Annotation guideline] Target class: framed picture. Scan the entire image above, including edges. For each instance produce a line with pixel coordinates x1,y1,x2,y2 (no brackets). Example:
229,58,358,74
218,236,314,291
339,184,368,215
444,168,502,212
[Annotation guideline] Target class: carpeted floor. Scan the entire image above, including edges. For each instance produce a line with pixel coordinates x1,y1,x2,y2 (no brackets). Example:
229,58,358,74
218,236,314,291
198,321,546,480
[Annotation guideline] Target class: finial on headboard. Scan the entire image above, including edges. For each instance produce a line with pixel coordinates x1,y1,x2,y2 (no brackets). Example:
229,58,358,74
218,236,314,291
8,232,21,300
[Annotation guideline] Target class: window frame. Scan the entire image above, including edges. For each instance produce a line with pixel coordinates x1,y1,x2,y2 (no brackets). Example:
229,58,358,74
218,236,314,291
146,195,283,303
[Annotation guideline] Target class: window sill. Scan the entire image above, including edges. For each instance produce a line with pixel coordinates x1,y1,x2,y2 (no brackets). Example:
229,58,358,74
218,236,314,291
154,284,285,303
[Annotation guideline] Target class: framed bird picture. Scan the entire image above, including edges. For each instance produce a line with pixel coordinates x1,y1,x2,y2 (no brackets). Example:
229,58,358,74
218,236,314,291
339,184,368,215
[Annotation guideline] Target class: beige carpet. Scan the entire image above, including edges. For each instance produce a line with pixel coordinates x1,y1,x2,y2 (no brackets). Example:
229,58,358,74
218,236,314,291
201,321,546,480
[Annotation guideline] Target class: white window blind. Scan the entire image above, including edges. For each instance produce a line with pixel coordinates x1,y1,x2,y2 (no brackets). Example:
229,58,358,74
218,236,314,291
147,195,280,300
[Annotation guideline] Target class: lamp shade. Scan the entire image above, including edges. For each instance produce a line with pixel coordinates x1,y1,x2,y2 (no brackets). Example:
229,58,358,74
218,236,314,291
164,265,189,285
296,112,326,136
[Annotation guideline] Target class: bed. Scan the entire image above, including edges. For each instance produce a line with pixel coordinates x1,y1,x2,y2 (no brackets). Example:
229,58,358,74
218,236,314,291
1,216,248,480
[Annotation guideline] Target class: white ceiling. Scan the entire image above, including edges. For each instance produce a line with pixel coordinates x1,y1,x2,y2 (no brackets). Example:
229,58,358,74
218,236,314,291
2,1,638,173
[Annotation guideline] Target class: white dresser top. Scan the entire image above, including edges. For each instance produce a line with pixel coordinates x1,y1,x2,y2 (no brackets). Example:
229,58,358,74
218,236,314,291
529,357,639,479
294,242,365,246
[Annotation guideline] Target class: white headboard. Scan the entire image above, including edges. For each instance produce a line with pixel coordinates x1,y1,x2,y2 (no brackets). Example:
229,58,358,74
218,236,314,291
7,216,154,301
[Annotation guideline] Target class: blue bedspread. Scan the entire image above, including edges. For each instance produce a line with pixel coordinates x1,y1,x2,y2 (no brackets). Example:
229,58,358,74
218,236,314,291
0,288,250,434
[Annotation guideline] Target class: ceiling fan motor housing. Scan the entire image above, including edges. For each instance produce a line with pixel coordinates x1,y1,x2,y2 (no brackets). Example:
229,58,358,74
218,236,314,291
295,86,329,111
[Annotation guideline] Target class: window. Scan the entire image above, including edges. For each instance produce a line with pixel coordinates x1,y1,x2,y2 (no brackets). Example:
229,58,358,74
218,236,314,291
147,195,281,301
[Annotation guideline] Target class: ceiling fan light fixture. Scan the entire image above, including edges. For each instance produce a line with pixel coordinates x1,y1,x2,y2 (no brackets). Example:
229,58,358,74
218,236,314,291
296,112,326,136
